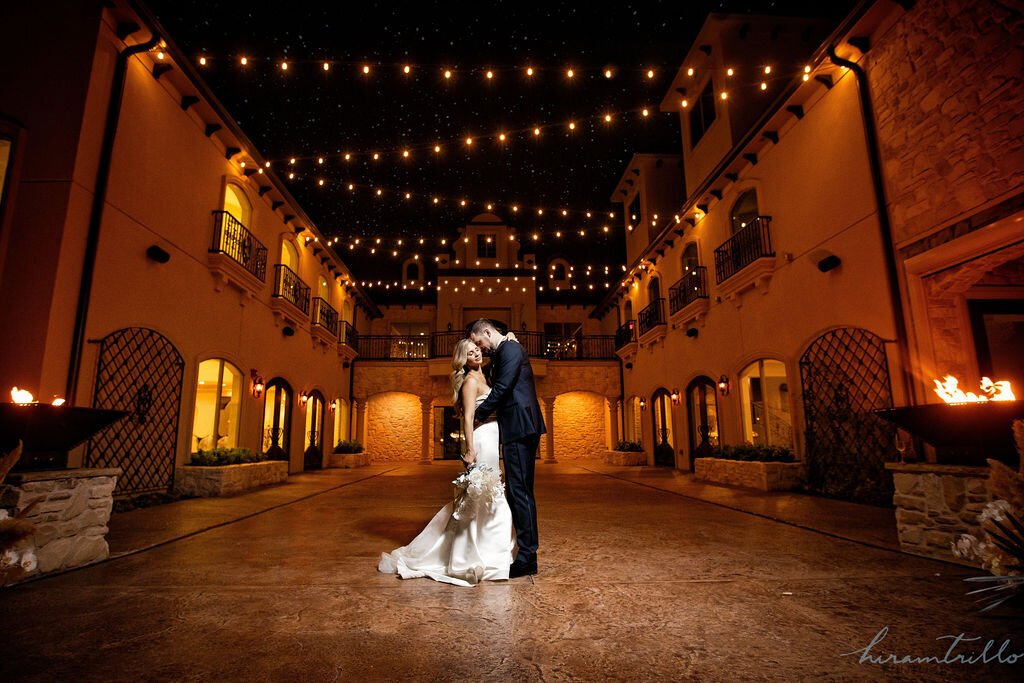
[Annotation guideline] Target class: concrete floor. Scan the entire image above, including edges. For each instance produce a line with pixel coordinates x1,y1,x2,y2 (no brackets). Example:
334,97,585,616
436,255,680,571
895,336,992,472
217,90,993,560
2,461,1023,681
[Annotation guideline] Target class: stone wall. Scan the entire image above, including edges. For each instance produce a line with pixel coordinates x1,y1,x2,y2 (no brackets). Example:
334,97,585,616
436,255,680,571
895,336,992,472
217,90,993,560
174,460,289,497
868,0,1024,245
366,392,423,461
886,463,991,563
553,392,608,459
1,468,120,581
694,458,804,491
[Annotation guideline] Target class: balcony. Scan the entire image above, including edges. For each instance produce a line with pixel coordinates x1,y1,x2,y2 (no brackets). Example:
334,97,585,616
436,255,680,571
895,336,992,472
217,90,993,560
271,264,310,325
615,320,637,353
638,298,666,344
669,265,710,328
713,216,777,304
356,332,617,361
310,297,339,347
207,210,268,300
339,321,359,352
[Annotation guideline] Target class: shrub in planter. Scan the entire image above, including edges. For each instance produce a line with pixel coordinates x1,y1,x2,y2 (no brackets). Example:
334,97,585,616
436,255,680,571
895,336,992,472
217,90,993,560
706,444,795,462
190,447,265,466
333,440,364,454
614,440,644,452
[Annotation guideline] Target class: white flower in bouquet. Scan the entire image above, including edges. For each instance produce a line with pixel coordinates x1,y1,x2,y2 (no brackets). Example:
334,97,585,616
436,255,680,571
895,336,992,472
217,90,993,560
0,508,9,520
0,548,18,568
978,499,1013,524
18,550,37,572
451,464,505,521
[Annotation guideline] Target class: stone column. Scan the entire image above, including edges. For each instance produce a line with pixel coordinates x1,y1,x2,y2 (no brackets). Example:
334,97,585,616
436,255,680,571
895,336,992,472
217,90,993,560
607,396,620,449
354,399,367,450
420,397,433,464
543,396,557,464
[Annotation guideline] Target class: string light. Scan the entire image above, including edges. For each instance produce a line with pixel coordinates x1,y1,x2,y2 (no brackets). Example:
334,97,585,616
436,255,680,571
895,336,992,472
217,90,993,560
444,69,453,79
403,65,411,74
363,65,370,74
726,67,734,76
526,66,534,76
646,69,654,79
566,68,574,78
604,69,613,78
199,56,207,66
323,62,330,71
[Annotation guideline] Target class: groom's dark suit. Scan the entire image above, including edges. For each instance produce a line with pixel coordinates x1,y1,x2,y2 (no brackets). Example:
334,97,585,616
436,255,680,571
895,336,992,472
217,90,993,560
474,337,545,566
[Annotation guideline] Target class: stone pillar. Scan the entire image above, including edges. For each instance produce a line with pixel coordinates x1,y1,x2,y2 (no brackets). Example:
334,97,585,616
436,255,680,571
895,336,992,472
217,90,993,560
420,398,433,464
543,396,557,464
606,396,620,449
354,399,367,450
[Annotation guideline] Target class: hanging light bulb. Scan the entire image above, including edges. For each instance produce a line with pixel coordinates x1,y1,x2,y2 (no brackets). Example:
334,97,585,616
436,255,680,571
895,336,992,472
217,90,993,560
323,62,330,71
568,121,576,131
526,66,534,77
403,65,411,74
199,56,207,66
566,68,575,78
444,69,452,79
363,65,370,74
604,68,613,79
647,69,654,79
486,70,494,80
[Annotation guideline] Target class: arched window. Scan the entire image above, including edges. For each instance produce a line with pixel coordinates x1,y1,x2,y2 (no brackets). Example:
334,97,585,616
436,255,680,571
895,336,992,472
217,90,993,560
405,262,420,282
304,390,326,470
624,300,633,322
262,378,292,460
223,183,252,227
739,359,793,448
687,376,720,458
281,239,299,273
191,359,242,452
318,275,330,303
730,189,759,234
651,388,675,466
551,262,567,282
681,243,699,273
648,276,662,303
333,398,349,445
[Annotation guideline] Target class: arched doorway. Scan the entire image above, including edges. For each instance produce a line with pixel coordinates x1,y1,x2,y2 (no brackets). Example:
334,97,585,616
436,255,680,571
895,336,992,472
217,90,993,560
262,378,292,460
86,327,184,496
304,390,326,470
651,388,675,466
687,376,720,461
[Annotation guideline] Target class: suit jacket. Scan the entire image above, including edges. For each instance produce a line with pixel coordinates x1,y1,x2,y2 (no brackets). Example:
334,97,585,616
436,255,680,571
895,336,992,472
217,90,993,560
474,338,546,445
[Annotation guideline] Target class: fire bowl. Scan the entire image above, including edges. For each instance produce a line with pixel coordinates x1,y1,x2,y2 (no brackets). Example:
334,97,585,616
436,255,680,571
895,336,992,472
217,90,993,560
0,403,127,471
876,400,1024,467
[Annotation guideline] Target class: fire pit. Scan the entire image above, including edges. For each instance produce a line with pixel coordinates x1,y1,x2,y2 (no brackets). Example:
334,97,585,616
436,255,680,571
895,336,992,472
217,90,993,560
1,389,126,471
876,376,1021,468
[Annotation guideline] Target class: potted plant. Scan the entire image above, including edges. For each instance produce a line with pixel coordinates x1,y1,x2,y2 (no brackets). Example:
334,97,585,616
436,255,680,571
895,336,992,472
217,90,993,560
694,444,804,491
329,440,369,468
175,447,289,497
605,440,647,466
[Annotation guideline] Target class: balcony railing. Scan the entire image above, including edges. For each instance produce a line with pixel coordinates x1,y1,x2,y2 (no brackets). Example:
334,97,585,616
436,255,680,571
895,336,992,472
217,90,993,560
638,298,666,336
272,264,310,315
210,210,268,281
615,320,637,351
339,321,359,351
311,297,339,336
669,266,709,314
714,215,774,284
356,332,617,361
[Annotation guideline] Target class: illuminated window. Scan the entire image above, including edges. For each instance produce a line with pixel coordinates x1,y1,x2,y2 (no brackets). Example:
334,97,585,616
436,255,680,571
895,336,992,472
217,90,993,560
223,182,252,227
739,359,792,448
262,378,292,459
687,376,720,457
281,239,299,272
333,399,349,444
191,359,242,452
689,80,717,147
304,390,326,469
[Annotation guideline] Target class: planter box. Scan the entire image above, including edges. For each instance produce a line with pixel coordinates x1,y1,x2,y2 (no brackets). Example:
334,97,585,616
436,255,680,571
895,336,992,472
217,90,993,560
328,452,370,468
604,449,647,466
1,467,121,583
694,457,804,491
175,460,289,497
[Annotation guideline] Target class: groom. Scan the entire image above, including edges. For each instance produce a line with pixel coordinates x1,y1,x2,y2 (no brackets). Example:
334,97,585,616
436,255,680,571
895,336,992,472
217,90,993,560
469,318,545,578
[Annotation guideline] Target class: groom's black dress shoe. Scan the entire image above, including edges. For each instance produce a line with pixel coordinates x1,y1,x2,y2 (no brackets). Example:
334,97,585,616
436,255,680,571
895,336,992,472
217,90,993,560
509,560,538,578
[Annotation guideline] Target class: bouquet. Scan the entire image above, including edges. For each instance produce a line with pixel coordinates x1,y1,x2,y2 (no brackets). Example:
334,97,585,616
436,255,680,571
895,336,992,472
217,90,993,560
450,463,505,522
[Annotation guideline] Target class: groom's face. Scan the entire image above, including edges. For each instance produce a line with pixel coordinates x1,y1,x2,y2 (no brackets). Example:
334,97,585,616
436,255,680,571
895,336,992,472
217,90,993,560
470,328,499,354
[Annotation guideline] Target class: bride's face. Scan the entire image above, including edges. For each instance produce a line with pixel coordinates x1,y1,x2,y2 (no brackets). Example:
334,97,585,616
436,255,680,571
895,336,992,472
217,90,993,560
465,345,483,370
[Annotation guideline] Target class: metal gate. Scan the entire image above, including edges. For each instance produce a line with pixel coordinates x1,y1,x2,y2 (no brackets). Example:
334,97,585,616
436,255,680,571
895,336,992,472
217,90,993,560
799,327,896,505
86,328,185,497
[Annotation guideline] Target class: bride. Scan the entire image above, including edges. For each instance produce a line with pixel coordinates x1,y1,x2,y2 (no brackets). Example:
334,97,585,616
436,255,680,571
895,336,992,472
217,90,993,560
378,338,515,586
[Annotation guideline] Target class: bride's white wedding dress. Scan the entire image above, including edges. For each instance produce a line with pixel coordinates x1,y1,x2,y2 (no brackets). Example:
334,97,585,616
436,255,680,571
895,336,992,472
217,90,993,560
378,389,516,586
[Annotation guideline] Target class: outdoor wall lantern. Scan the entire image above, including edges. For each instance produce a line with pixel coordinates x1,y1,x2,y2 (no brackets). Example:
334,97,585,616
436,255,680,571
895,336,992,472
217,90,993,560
639,398,647,411
299,392,309,406
670,389,681,406
145,244,171,264
717,375,731,396
817,254,842,272
250,370,265,399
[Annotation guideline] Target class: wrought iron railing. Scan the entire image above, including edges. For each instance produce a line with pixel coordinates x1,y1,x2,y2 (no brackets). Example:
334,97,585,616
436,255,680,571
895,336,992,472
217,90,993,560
272,264,310,315
638,298,666,336
615,320,637,350
311,297,339,336
356,332,617,360
714,215,774,284
669,266,709,314
210,210,268,281
339,321,359,351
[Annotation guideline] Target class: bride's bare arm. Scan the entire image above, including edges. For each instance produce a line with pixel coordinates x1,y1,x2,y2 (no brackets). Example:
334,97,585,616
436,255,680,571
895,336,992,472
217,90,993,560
461,377,478,465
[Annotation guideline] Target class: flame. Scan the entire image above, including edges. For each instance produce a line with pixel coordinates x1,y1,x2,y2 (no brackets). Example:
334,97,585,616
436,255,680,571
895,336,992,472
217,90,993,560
11,387,35,404
933,375,1015,404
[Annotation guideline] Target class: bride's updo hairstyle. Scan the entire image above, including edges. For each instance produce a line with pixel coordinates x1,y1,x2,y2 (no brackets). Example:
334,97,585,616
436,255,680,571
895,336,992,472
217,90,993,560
450,338,476,414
